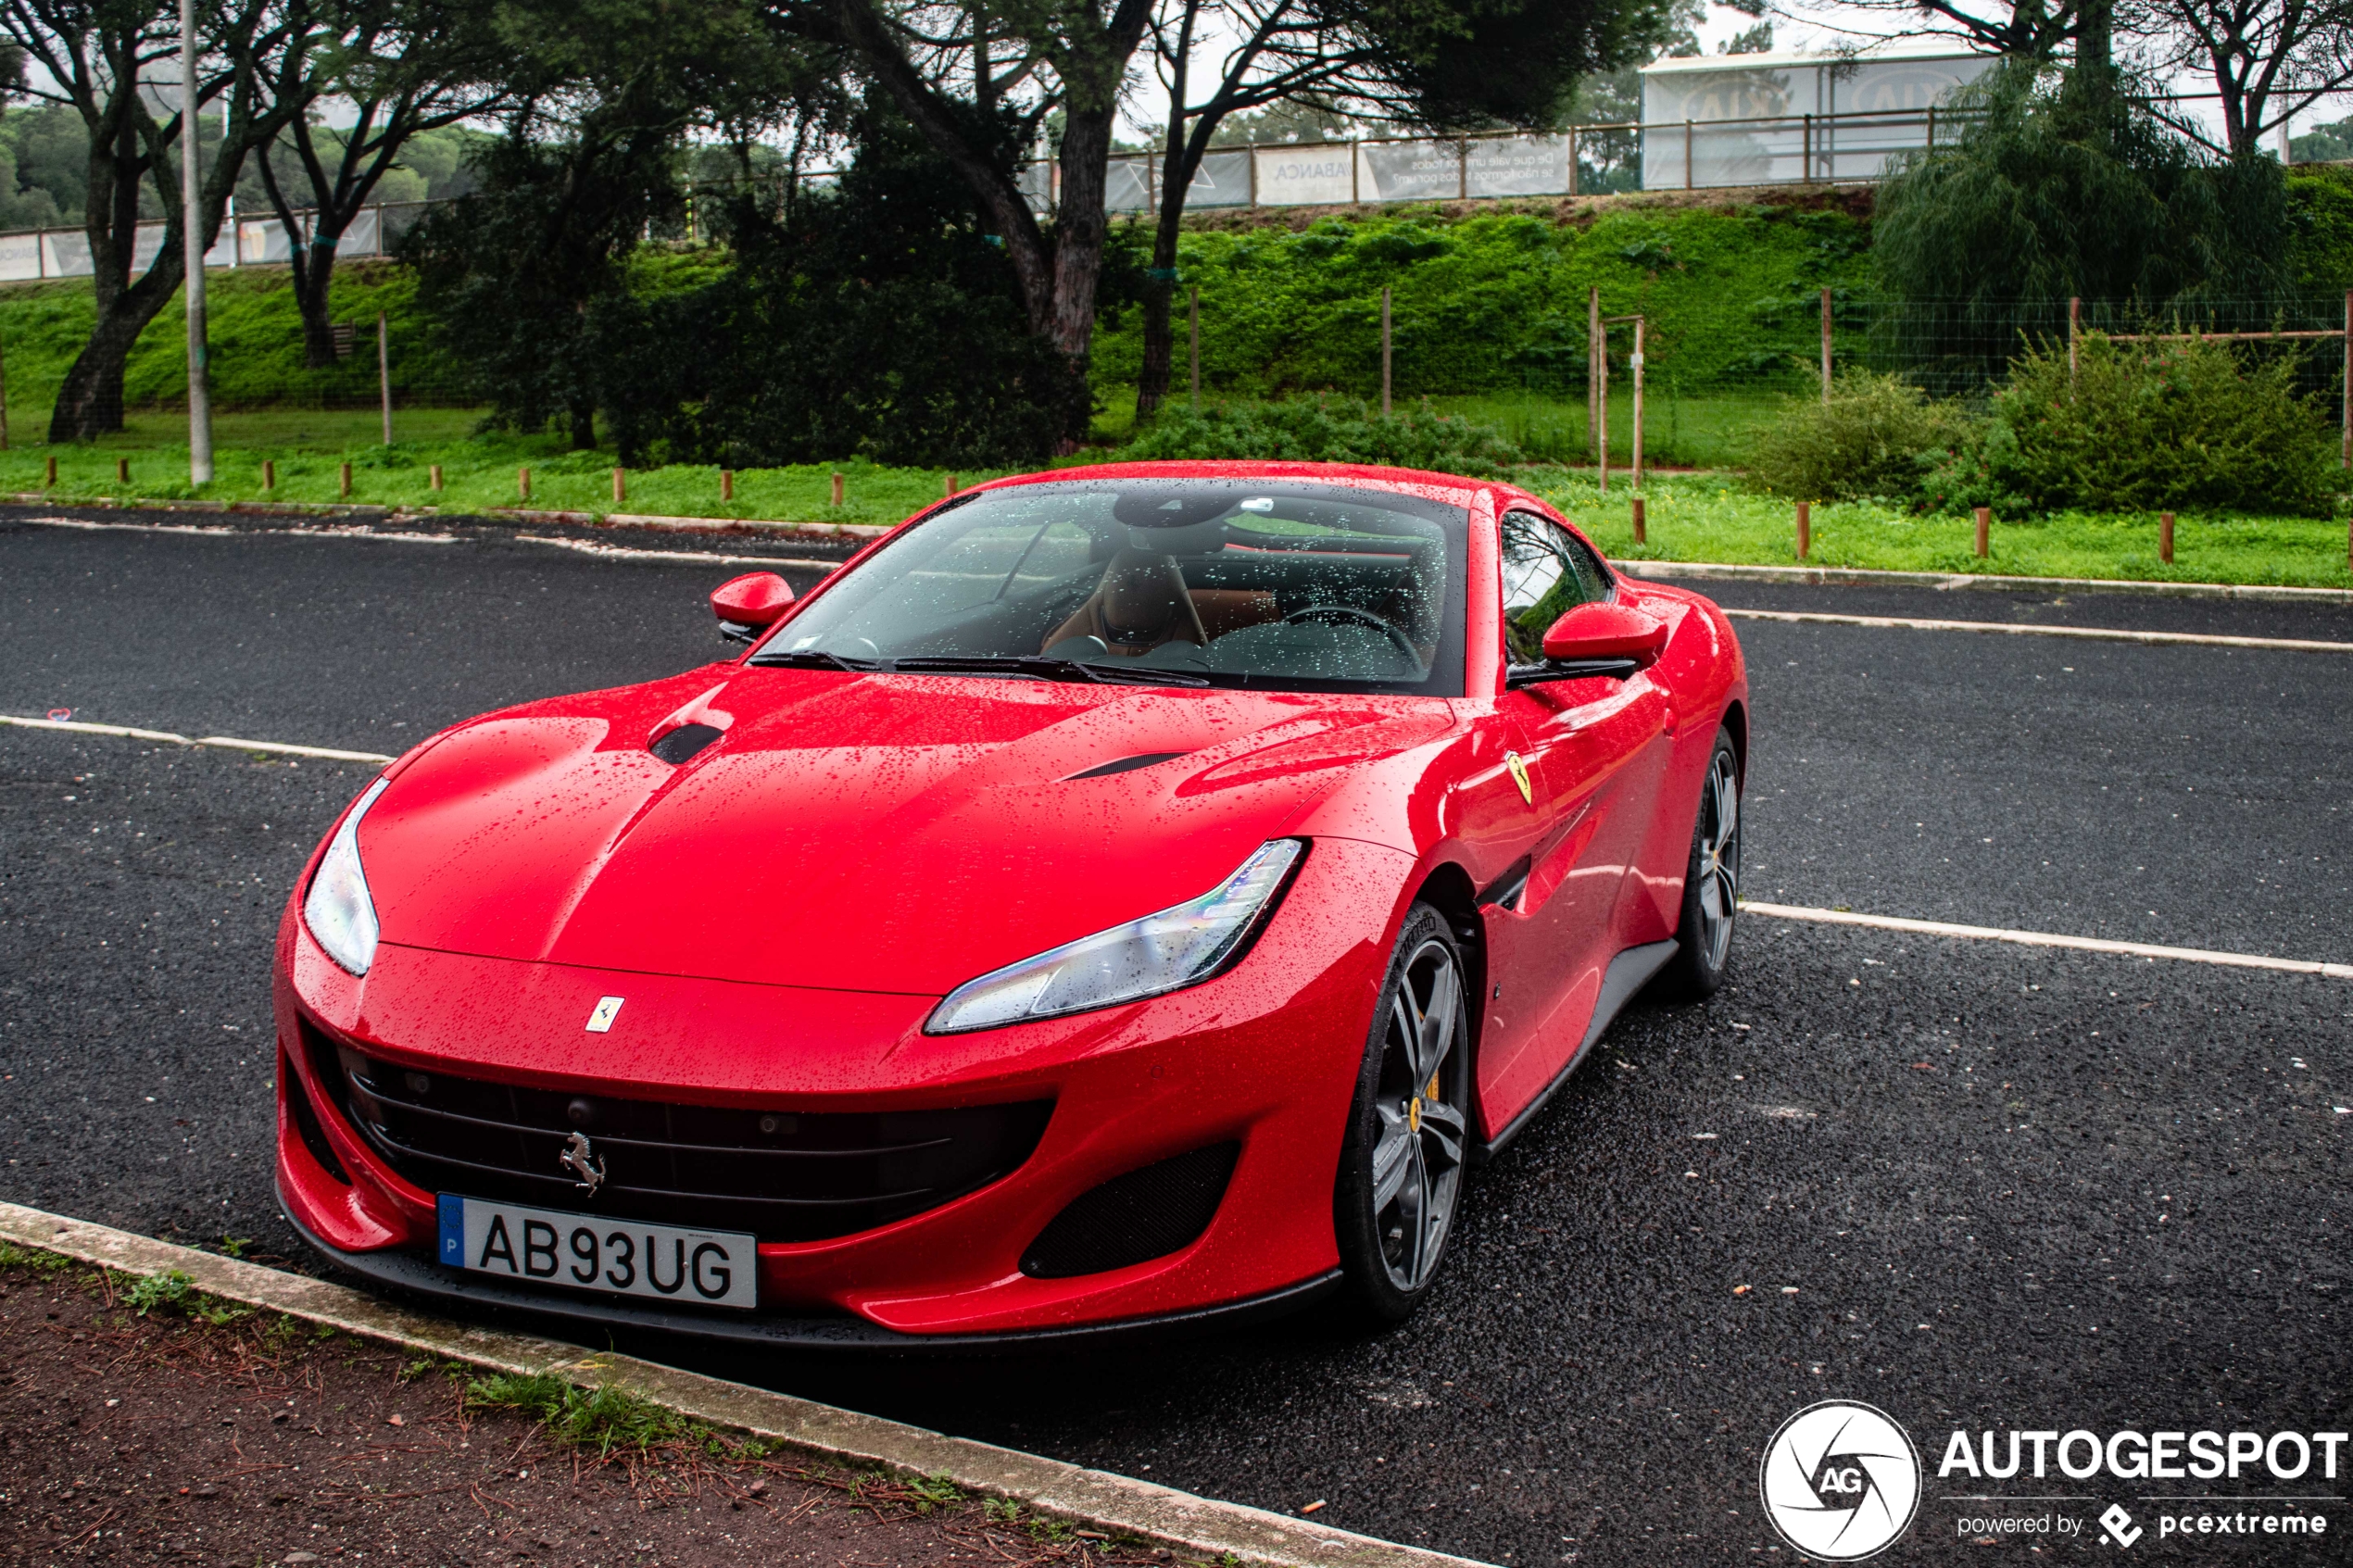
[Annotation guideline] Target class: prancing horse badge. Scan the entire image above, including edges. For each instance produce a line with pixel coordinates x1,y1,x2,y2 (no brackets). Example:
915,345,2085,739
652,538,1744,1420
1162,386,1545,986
1504,751,1533,805
585,996,624,1033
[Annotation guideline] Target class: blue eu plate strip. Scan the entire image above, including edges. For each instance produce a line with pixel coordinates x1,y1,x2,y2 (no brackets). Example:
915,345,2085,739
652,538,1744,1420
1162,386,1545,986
436,1194,463,1266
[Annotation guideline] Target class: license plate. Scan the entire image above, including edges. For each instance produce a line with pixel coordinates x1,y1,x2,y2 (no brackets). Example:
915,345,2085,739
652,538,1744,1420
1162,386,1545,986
435,1195,758,1311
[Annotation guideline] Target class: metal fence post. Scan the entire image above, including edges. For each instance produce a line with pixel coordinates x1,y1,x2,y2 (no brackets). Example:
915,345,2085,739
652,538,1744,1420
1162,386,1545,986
2342,290,2349,470
377,310,392,445
1458,136,1468,200
1685,119,1694,190
1567,127,1579,197
1587,285,1600,466
1630,316,1646,488
1189,284,1201,409
2070,296,2082,391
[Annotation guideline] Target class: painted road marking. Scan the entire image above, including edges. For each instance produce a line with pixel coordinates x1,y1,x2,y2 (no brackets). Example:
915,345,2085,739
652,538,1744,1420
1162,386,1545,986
0,713,395,764
6,511,834,570
1722,608,2353,655
1744,901,2353,980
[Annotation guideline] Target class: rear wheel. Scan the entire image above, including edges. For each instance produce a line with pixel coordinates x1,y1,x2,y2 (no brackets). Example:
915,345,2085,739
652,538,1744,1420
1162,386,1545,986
1654,727,1742,1000
1332,905,1470,1323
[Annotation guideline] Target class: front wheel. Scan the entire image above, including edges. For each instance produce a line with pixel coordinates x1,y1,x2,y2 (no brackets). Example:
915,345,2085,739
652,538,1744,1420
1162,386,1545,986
1332,905,1471,1324
1653,726,1742,1000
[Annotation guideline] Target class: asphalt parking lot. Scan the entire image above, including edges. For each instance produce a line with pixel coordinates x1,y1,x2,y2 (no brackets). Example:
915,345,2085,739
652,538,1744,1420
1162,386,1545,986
2,508,2347,1563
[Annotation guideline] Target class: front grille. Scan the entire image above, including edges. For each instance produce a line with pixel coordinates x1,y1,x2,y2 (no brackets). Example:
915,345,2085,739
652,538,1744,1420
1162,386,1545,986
303,1022,1051,1243
1021,1142,1239,1279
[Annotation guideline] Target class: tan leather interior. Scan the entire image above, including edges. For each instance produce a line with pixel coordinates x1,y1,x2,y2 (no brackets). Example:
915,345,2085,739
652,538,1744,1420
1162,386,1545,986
1043,550,1284,656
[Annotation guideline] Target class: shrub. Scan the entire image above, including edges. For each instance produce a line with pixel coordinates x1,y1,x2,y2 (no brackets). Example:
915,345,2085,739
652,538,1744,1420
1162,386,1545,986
1989,333,2336,514
1117,395,1523,475
1744,371,1970,501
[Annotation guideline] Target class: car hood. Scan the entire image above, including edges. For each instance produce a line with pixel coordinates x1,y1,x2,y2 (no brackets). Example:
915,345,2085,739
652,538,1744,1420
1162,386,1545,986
359,668,1453,995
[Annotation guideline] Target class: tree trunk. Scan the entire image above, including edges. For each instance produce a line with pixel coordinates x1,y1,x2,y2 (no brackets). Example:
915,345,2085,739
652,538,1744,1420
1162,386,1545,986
1047,105,1116,371
569,395,597,450
294,238,342,369
1134,132,1195,421
47,300,157,443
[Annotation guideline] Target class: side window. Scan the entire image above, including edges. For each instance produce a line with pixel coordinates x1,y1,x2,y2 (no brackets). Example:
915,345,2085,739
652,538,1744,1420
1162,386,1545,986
1500,511,1613,662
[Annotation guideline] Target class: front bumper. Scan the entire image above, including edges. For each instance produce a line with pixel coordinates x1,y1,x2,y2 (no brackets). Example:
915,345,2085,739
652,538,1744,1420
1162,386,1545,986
273,836,1412,1340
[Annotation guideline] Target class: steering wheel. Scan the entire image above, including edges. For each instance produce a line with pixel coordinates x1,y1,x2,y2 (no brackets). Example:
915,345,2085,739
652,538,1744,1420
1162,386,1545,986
1283,604,1419,661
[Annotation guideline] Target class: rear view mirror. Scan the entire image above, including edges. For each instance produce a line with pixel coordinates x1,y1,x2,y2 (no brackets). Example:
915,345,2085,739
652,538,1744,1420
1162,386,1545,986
711,572,794,645
1508,602,1667,689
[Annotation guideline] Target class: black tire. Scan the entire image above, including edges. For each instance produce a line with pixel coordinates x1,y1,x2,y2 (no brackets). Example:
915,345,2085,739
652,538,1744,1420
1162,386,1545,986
1653,725,1742,1001
1332,904,1472,1324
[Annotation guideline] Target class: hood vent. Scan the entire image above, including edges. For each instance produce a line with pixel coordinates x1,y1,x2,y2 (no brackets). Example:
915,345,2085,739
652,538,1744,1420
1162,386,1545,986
1063,750,1189,781
650,723,725,765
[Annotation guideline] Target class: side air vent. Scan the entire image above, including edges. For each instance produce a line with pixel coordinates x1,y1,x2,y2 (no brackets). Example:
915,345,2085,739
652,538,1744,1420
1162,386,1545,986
650,723,724,765
1021,1141,1239,1279
1063,751,1189,781
283,1048,350,1184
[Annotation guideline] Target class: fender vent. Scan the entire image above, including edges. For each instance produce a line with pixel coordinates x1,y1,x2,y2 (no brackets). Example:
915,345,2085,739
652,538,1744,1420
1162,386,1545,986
1064,751,1189,781
650,723,724,765
1021,1142,1239,1279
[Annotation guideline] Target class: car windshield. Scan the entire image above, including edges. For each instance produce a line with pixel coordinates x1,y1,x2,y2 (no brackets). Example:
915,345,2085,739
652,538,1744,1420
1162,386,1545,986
751,478,1467,695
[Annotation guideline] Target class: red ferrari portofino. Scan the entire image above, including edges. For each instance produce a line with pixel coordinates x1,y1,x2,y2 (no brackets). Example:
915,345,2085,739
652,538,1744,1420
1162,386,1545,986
274,462,1748,1346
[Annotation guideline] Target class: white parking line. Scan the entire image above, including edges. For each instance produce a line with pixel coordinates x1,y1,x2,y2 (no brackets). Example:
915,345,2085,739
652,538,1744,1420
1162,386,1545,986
1744,900,2353,980
11,711,2347,981
11,514,458,543
514,533,838,570
0,713,395,764
1722,608,2353,654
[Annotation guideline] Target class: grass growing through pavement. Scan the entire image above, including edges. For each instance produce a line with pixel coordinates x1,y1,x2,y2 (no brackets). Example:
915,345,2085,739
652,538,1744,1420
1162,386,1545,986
1532,470,2353,588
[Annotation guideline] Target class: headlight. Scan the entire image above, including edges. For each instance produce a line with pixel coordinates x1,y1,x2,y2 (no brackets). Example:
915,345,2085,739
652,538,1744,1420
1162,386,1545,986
303,777,391,975
926,839,1306,1035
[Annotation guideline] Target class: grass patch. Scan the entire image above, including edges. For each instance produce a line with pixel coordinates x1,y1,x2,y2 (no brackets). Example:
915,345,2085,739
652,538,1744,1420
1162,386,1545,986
0,433,994,528
1534,470,2353,588
465,1372,698,1461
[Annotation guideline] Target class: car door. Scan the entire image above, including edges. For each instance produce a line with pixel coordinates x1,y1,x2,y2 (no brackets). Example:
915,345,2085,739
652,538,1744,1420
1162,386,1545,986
1476,511,1674,1124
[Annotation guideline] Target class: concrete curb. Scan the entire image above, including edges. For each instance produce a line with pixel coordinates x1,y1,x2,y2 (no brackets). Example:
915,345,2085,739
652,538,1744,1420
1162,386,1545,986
0,1201,1488,1568
1618,558,2353,603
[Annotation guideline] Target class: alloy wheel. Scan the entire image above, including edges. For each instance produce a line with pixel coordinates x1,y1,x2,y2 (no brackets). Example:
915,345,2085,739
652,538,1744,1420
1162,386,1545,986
1695,748,1741,972
1368,938,1467,1293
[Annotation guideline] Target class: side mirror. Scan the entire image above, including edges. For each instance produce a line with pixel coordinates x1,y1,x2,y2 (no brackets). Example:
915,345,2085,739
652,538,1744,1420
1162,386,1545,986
711,572,794,645
1510,601,1667,688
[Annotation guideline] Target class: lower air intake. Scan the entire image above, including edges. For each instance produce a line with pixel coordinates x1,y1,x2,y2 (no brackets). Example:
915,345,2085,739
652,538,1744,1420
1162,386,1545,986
1020,1142,1239,1279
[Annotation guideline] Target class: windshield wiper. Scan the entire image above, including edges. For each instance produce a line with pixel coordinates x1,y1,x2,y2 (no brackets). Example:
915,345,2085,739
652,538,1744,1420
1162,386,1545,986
889,655,1210,688
749,648,884,672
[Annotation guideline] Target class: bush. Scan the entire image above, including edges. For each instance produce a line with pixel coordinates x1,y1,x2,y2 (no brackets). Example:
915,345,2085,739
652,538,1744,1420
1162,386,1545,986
1988,333,2336,514
1117,395,1523,475
1745,371,1970,501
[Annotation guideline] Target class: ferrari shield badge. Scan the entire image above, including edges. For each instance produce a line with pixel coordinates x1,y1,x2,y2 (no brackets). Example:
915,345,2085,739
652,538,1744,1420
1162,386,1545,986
585,996,624,1033
1504,751,1533,805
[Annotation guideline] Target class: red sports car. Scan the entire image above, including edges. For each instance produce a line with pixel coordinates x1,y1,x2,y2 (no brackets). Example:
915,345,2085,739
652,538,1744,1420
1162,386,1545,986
274,463,1748,1347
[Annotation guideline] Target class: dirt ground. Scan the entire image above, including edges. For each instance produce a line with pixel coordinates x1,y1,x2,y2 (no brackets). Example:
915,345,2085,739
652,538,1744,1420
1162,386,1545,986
0,1261,1179,1567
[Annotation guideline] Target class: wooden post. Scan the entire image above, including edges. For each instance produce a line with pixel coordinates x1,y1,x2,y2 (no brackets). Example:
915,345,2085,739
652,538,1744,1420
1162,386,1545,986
1820,288,1832,404
1927,104,1936,154
0,326,10,450
2069,296,2081,390
262,458,275,490
428,464,443,492
1631,495,1646,545
830,471,844,508
2159,510,2174,565
1795,500,1810,560
721,470,734,502
1974,506,1991,558
339,462,352,498
1630,316,1646,489
1567,126,1579,197
1380,286,1392,416
116,457,129,485
1685,119,1694,190
612,467,625,504
518,466,530,501
1189,284,1201,408
1596,318,1610,495
2342,290,2350,470
44,454,56,486
944,473,959,498
377,310,391,445
1587,286,1602,467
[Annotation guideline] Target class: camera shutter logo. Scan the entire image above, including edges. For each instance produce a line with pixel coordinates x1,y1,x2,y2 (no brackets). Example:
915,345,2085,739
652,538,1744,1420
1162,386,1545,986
1758,1400,1922,1560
